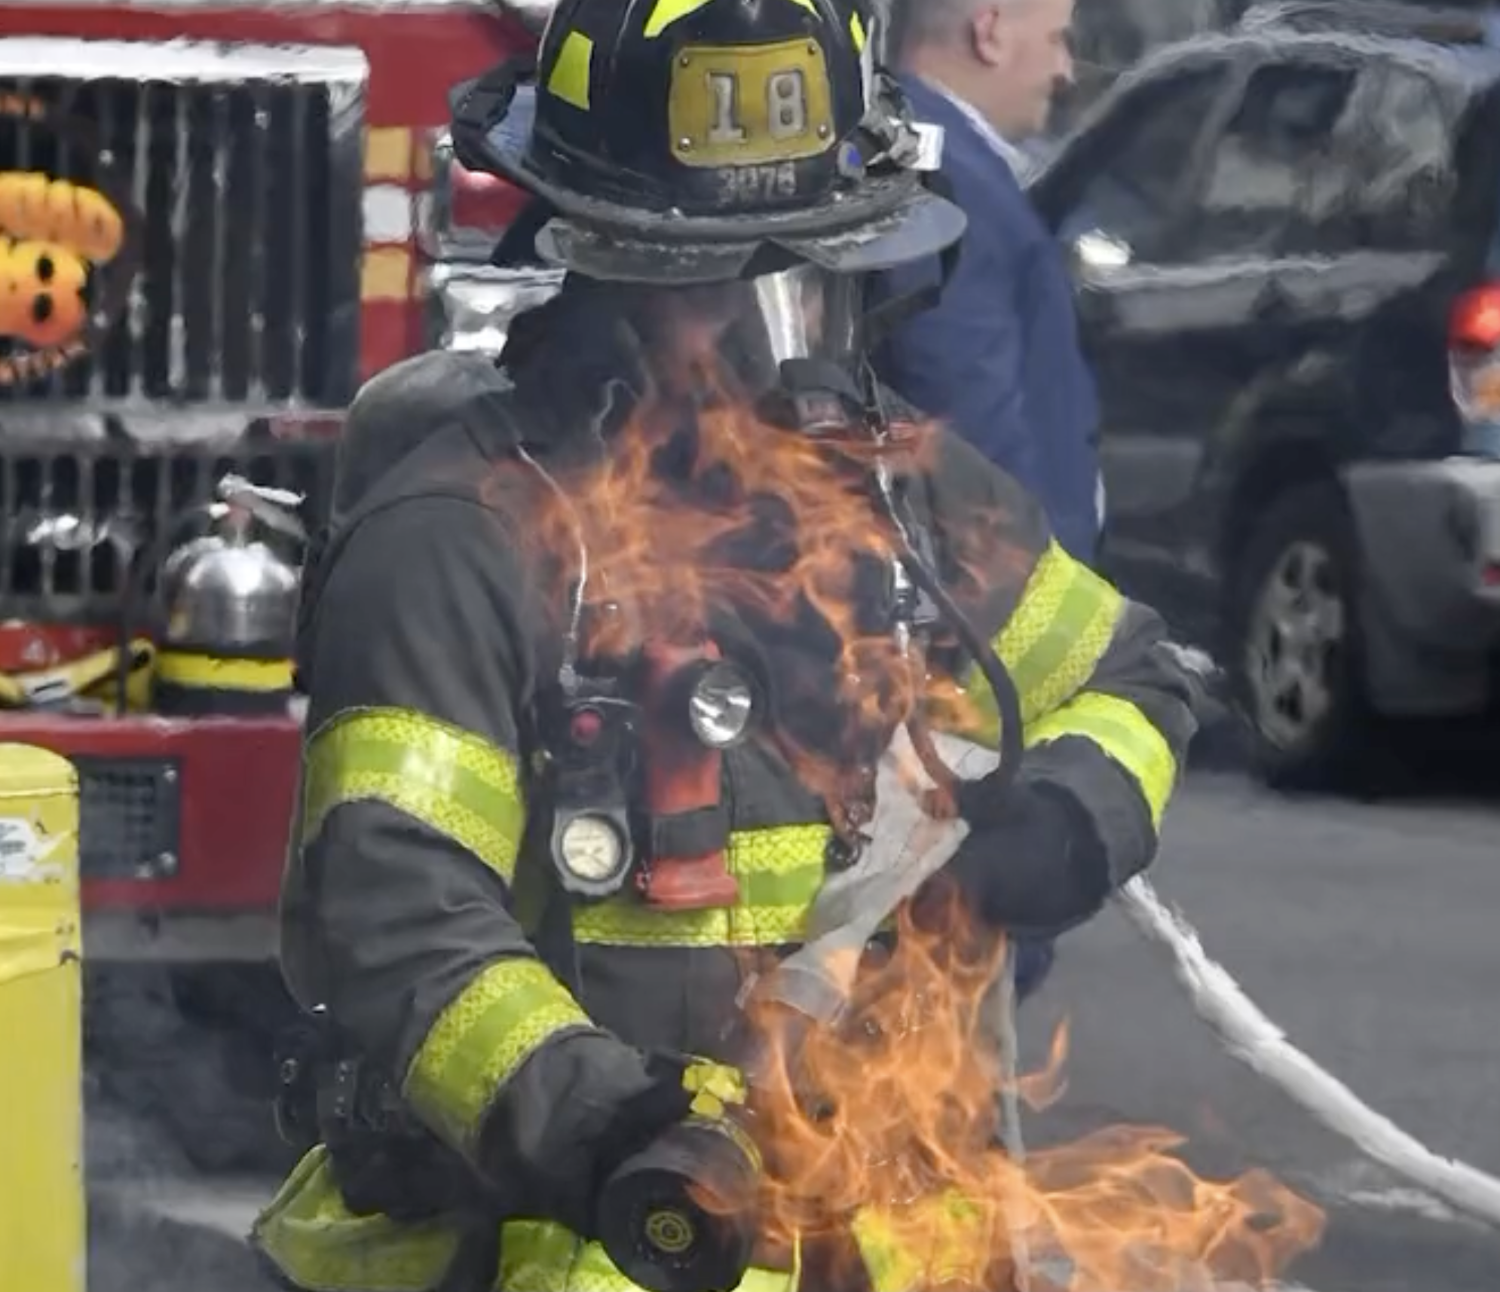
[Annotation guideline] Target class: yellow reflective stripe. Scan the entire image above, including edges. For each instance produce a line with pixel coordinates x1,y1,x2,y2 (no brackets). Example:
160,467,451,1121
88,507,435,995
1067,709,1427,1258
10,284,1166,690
952,542,1124,747
546,30,594,109
1026,692,1177,828
497,1219,577,1291
156,649,293,692
852,1191,995,1292
300,706,524,884
643,0,712,38
497,1219,797,1292
252,1146,461,1292
997,541,1124,724
403,958,591,1158
572,825,829,947
849,10,867,49
255,1150,800,1292
682,1060,750,1120
683,1060,746,1105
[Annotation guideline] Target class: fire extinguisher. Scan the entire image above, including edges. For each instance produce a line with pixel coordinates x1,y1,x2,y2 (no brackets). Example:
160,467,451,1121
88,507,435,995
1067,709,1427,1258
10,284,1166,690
121,473,306,716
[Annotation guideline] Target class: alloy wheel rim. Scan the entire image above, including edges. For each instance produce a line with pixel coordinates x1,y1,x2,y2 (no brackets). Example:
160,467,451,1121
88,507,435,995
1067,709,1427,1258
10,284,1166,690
1245,539,1346,750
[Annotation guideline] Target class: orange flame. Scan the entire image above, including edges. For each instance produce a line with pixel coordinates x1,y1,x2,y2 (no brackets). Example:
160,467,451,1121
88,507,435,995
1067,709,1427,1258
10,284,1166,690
496,333,1325,1286
732,890,1325,1290
493,345,1023,816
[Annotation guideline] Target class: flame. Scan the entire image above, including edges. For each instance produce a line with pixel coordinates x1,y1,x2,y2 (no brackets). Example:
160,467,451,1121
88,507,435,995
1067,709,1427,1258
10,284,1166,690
731,890,1325,1290
496,328,1325,1287
493,341,1024,816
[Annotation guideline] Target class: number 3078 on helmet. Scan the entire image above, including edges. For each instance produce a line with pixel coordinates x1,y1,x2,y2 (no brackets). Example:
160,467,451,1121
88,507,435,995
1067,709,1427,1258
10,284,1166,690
449,0,967,284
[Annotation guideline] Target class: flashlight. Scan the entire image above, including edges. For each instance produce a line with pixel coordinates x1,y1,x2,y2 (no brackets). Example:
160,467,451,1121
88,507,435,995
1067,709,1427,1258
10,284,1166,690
685,660,755,749
636,640,748,911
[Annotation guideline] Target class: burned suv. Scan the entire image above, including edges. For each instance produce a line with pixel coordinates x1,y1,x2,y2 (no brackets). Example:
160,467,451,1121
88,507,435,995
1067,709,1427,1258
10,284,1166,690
1032,5,1500,785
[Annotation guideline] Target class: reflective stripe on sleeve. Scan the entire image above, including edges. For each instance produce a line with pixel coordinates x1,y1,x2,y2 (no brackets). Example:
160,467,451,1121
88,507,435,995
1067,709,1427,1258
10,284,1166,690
942,541,1124,748
1025,691,1178,828
995,541,1124,725
300,706,525,884
403,958,592,1158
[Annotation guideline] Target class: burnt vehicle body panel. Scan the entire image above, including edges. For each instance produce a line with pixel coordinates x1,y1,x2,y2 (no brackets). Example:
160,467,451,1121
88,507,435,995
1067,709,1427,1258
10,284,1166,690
1031,22,1500,780
1050,0,1250,135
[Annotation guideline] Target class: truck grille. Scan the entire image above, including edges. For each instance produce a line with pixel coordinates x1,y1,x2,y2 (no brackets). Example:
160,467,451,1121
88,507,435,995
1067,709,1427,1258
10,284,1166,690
0,439,335,623
0,38,366,412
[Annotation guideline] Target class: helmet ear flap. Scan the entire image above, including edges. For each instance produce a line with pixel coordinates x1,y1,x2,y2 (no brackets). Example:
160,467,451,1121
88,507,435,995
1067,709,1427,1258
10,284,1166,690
449,56,538,176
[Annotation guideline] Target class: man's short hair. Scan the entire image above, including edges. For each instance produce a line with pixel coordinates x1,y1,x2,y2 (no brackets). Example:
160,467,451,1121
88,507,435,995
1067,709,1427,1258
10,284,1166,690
896,0,1034,54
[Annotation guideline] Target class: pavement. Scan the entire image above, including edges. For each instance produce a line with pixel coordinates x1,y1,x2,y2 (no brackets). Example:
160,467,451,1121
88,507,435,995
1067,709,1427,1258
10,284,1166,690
1018,759,1500,1292
79,724,1500,1292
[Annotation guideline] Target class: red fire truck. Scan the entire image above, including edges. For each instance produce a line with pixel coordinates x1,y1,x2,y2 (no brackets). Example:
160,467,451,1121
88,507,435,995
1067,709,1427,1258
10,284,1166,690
0,0,557,1140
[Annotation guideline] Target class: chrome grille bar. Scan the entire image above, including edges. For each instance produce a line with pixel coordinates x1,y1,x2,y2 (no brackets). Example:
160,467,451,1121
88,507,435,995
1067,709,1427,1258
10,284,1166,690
0,38,367,413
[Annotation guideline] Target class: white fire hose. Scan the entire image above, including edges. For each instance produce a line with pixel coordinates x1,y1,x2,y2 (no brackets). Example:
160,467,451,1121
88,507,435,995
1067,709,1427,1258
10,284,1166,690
1112,874,1500,1231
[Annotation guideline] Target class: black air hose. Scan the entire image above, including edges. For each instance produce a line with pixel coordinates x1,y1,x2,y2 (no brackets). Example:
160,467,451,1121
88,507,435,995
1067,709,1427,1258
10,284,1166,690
869,447,1025,822
895,545,1026,822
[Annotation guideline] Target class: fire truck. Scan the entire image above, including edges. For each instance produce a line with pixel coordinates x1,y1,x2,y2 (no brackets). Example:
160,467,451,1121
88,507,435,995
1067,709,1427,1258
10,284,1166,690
0,0,563,1158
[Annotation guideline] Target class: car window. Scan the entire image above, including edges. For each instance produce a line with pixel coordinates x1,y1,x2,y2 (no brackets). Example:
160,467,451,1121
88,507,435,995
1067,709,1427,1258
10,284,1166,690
1053,64,1233,260
1333,61,1457,252
1067,0,1240,82
1463,83,1500,273
1184,60,1358,260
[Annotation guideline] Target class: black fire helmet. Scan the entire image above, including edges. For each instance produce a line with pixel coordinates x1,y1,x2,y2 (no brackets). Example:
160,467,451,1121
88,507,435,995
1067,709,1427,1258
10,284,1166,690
449,0,966,284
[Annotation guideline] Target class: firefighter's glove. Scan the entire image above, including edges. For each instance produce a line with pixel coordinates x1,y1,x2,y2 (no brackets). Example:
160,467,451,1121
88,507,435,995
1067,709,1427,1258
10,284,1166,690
927,780,1110,938
592,1058,759,1292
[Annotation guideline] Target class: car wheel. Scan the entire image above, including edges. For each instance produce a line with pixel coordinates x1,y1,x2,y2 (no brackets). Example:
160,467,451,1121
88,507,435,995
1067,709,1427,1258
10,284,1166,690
1228,482,1374,788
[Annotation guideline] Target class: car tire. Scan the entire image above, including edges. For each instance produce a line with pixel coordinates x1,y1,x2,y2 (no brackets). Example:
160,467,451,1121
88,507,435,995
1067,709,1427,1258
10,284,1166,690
1227,481,1378,789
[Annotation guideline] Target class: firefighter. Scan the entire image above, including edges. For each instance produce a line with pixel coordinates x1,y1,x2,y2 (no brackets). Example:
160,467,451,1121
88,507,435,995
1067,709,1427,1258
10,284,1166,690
250,0,1198,1287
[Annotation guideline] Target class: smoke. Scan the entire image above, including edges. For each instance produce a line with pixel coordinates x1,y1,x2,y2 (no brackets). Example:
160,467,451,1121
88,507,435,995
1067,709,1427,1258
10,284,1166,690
83,963,291,1292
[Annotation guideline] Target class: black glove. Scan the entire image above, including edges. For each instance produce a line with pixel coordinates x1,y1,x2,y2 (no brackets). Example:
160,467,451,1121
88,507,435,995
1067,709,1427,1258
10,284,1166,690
927,781,1111,938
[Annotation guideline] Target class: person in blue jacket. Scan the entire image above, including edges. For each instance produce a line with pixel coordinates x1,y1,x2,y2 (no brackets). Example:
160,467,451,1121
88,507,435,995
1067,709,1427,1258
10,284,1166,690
875,0,1100,1001
873,0,1102,566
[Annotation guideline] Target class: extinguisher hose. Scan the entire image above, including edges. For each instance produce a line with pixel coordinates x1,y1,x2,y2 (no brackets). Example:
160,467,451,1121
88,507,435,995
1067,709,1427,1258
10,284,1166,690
894,542,1025,810
115,542,149,716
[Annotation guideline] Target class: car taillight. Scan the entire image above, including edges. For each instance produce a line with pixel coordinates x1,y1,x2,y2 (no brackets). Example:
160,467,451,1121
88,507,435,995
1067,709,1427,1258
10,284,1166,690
1448,283,1500,454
